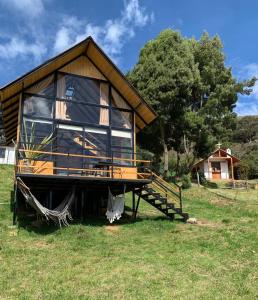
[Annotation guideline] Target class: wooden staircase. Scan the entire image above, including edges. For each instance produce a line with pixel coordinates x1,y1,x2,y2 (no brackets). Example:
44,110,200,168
135,171,189,221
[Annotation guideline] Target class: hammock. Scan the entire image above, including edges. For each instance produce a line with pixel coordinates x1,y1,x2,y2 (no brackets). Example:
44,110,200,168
16,177,75,227
106,186,126,223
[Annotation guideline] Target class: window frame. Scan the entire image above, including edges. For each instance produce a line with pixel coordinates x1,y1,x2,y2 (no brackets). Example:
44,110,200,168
20,70,136,165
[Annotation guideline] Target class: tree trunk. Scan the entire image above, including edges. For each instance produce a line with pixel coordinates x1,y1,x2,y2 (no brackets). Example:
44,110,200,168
160,122,168,178
163,141,168,178
176,151,180,176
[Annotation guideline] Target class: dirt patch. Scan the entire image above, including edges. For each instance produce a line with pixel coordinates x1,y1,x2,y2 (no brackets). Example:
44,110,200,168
28,240,55,250
196,219,221,228
105,225,120,233
209,198,235,207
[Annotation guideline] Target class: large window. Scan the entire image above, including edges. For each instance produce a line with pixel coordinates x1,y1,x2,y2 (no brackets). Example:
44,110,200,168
23,95,53,118
21,71,135,169
57,73,102,104
55,100,109,126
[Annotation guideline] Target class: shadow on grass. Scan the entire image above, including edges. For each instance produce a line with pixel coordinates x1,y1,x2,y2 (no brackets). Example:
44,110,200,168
204,181,218,189
17,211,179,235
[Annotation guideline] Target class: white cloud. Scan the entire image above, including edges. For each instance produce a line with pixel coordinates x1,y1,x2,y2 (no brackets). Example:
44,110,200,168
0,0,45,18
235,100,258,115
242,63,258,100
234,63,258,116
53,26,71,54
123,0,150,26
0,0,154,86
53,0,154,60
0,37,46,60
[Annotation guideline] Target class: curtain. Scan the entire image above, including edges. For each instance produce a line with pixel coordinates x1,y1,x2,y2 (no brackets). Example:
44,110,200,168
56,75,69,119
26,75,54,95
111,88,131,129
99,83,109,126
57,75,66,99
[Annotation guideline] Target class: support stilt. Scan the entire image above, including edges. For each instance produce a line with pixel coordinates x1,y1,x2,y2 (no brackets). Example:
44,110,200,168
134,194,141,220
132,188,135,219
12,182,18,225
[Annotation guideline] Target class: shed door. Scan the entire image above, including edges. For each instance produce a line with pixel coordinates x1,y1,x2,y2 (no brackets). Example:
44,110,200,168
211,162,221,179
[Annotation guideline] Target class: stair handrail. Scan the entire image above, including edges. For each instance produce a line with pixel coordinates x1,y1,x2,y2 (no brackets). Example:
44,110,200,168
147,169,181,193
146,169,182,210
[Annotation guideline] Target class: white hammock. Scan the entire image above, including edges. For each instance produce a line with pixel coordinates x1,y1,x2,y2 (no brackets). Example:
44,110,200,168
16,177,75,227
106,186,125,223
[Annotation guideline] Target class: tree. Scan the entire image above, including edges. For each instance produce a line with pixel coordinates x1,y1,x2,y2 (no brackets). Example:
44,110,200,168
127,29,200,176
233,116,258,143
128,29,256,176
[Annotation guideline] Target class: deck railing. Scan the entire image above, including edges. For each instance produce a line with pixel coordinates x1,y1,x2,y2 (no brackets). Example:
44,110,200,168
16,147,152,180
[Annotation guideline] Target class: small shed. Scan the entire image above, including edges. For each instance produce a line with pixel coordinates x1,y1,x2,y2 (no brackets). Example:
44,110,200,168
192,148,240,180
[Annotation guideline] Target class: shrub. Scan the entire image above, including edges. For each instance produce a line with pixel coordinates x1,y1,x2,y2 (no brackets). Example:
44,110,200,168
181,174,192,189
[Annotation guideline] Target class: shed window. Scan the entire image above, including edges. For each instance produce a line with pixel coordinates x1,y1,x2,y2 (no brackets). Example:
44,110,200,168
0,148,5,158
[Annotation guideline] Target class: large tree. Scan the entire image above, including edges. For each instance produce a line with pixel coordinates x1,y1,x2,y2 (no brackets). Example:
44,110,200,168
127,29,256,176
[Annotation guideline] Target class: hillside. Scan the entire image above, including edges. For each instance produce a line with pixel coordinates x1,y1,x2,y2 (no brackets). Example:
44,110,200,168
0,165,258,299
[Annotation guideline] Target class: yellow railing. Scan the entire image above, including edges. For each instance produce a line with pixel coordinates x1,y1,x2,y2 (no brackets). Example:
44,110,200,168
16,149,152,180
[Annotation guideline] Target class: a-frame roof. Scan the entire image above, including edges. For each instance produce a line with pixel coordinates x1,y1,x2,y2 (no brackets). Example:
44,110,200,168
0,36,157,144
192,148,240,168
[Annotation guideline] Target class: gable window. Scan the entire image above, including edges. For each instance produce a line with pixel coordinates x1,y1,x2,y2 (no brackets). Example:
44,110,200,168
25,74,55,98
57,73,100,104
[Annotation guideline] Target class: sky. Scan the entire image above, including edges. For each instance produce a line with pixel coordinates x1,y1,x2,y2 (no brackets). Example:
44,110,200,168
0,0,257,115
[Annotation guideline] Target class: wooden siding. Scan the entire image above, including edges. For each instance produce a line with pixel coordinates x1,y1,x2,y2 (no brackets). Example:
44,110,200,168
59,56,107,81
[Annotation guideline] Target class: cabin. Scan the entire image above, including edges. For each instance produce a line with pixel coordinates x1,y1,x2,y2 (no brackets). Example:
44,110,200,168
0,37,188,224
192,148,240,180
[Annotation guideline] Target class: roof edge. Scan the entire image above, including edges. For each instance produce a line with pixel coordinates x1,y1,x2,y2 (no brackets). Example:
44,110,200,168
0,37,92,92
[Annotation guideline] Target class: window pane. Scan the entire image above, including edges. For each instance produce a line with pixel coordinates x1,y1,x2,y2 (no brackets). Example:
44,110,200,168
85,128,108,157
111,130,132,148
56,101,109,125
23,95,53,118
112,149,133,166
57,74,100,104
111,87,130,109
111,109,132,129
25,75,55,97
56,128,84,172
0,148,5,158
20,119,53,158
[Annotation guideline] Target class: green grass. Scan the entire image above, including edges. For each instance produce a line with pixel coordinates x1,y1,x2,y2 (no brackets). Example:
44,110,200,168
0,165,258,299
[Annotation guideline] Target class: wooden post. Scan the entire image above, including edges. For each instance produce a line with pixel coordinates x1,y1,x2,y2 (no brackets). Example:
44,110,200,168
207,158,210,180
14,93,23,174
196,170,200,187
134,194,141,220
231,157,234,188
132,188,135,219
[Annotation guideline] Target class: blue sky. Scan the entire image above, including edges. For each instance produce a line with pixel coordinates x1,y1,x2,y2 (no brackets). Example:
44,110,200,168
0,0,257,115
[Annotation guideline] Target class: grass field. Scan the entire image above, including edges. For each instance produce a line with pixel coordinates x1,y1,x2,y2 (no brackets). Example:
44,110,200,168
0,165,258,299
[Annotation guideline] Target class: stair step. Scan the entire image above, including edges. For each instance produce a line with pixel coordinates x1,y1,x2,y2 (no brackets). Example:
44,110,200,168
142,192,160,197
167,203,175,209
